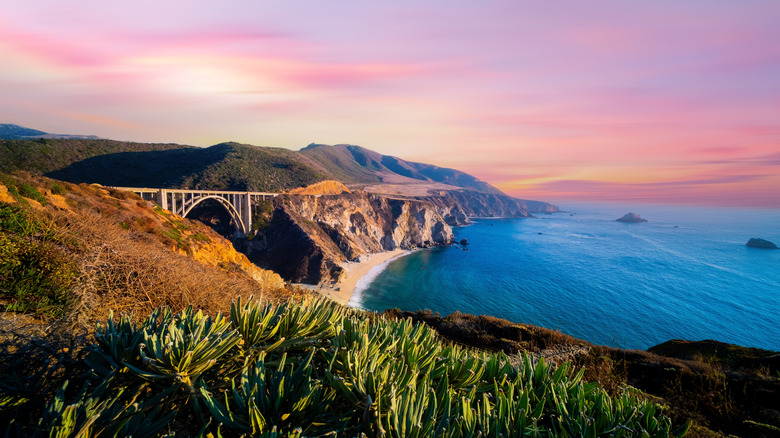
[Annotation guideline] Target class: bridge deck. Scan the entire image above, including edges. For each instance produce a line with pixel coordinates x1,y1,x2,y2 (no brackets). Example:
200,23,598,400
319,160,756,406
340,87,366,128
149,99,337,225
111,187,279,196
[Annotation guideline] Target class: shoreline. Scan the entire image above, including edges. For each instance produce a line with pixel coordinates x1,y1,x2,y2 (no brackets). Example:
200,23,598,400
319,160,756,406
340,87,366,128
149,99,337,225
297,249,411,306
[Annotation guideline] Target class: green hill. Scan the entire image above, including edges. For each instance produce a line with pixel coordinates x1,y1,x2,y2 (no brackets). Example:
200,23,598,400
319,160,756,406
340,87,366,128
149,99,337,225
46,142,328,191
0,138,189,176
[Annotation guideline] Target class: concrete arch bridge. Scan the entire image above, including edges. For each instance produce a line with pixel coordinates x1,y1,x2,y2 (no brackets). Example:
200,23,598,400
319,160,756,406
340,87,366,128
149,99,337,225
114,187,279,237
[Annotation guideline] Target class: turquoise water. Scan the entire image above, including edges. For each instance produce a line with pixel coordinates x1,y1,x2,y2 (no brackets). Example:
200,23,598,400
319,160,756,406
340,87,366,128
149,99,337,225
354,203,780,351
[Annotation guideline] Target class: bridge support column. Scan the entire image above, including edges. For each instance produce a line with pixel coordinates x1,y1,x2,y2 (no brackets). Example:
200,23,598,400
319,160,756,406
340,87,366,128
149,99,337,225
155,189,168,210
240,192,252,236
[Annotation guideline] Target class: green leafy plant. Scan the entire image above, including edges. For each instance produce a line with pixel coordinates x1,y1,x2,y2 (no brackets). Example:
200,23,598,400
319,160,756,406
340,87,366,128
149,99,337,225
6,297,689,437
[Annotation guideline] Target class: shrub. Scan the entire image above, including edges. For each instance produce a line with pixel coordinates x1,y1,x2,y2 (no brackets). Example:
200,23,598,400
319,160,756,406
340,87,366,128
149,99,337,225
50,183,66,195
17,183,48,206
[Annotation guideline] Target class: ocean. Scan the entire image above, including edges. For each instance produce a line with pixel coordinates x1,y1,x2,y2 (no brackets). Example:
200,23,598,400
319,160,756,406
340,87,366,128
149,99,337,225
351,202,780,351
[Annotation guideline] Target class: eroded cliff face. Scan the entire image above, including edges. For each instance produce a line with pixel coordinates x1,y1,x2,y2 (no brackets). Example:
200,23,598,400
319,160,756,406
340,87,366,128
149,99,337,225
422,190,559,224
520,199,560,214
240,193,453,284
424,190,529,223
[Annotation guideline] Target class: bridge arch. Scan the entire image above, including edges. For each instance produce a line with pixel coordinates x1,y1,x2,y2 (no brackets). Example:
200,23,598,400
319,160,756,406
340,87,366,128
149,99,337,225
113,187,279,237
181,195,248,236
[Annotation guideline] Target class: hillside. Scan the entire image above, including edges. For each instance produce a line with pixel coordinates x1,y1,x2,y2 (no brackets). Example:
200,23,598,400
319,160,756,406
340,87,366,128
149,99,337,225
0,172,287,320
0,138,190,177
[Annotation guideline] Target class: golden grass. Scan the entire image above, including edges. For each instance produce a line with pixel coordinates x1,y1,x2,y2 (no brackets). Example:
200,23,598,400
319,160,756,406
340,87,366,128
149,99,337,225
287,179,351,195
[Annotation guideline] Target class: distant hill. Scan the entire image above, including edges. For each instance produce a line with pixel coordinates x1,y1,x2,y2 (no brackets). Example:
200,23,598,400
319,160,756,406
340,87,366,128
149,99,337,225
300,143,502,194
0,124,48,139
0,123,100,140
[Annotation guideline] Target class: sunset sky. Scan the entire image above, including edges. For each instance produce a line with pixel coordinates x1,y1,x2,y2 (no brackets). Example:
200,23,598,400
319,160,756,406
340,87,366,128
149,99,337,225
2,1,779,206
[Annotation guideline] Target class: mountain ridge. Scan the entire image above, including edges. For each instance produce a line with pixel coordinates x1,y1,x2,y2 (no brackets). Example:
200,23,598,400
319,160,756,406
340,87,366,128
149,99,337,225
0,124,557,215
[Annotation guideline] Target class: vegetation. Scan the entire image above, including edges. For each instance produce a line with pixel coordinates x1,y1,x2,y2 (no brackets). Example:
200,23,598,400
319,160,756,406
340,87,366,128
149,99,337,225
391,309,780,438
250,199,274,232
177,143,326,191
0,139,329,192
0,202,75,316
2,297,688,437
0,138,190,177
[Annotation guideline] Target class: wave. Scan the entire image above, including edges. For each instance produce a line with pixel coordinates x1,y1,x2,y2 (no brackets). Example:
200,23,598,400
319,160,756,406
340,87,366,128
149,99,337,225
348,251,413,308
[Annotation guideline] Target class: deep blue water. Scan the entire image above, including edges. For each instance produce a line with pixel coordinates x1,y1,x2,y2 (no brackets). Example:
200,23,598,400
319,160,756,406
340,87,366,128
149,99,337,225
353,203,780,351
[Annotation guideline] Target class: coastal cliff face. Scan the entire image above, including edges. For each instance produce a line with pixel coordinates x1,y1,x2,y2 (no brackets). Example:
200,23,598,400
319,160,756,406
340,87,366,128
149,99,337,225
241,193,454,284
422,190,559,225
520,199,560,214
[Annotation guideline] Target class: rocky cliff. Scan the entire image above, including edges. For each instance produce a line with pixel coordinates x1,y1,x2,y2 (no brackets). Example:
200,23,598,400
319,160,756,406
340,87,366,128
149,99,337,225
240,193,454,284
421,190,559,225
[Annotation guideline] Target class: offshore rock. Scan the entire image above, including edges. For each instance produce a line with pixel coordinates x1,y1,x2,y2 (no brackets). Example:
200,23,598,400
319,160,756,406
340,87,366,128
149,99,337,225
746,238,778,249
241,193,454,284
616,212,648,223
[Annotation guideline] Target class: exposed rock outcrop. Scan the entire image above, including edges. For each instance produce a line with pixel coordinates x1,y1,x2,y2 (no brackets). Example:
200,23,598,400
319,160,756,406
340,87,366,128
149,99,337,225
521,199,560,214
437,190,530,218
746,238,778,249
616,212,647,223
240,193,454,284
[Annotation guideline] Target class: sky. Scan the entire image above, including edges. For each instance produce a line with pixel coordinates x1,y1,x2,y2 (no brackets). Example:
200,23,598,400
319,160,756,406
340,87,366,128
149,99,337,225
2,1,779,207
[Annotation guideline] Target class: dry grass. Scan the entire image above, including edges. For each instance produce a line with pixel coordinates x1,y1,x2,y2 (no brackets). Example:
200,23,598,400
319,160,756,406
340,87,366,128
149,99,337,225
64,210,280,322
287,179,351,195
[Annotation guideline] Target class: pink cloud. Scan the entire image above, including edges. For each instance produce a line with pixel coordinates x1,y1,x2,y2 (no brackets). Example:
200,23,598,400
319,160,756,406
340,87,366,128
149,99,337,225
503,173,780,207
1,2,779,207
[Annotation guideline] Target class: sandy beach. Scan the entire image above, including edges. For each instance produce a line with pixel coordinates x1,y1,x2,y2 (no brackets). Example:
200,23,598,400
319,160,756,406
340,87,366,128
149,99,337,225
299,249,409,306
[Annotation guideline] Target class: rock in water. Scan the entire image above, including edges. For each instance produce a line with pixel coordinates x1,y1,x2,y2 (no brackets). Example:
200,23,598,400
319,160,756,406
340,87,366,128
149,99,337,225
746,238,778,249
616,212,647,223
459,238,469,246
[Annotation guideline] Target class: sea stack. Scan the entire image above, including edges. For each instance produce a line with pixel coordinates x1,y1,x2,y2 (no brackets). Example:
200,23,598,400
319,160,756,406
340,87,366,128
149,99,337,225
616,212,647,223
746,238,778,249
